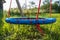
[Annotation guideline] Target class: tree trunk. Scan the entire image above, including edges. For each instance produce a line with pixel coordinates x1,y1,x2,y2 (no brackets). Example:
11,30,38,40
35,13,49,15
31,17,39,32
59,0,60,6
16,0,24,17
0,0,3,27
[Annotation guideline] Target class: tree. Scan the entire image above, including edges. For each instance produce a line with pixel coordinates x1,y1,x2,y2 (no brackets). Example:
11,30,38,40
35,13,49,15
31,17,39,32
41,0,60,13
54,1,60,13
29,1,35,8
52,2,58,10
16,0,24,16
43,0,50,4
41,0,50,13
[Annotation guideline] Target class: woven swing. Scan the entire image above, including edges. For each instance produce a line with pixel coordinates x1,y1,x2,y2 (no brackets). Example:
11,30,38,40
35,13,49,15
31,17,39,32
5,0,56,24
5,0,56,35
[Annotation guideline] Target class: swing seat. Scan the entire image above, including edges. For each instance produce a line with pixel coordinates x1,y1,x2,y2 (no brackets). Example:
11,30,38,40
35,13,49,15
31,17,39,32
5,18,56,24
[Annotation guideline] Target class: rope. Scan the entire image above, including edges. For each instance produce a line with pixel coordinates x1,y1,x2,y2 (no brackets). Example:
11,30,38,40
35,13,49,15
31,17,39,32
50,0,52,17
7,0,12,17
50,0,52,30
36,0,44,35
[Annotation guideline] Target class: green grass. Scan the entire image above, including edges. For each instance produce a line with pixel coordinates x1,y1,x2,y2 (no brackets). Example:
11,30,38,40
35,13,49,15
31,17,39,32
0,12,60,40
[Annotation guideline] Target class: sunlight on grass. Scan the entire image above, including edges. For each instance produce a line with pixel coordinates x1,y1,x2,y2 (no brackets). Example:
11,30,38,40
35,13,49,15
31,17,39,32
1,11,60,40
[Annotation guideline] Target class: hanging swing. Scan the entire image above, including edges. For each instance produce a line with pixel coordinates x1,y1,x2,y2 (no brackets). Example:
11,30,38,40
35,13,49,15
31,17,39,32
5,0,56,35
5,0,56,24
6,18,56,24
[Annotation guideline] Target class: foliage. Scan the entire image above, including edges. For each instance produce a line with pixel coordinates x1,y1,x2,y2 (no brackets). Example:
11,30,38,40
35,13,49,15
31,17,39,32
29,1,35,8
57,6,60,13
41,0,60,13
29,1,35,5
0,10,4,31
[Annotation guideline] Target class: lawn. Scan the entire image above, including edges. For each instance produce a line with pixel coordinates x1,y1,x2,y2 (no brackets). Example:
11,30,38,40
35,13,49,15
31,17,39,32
0,12,60,40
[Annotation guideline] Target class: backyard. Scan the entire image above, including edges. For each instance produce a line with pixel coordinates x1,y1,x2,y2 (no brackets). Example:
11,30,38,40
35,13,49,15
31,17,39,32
0,11,60,40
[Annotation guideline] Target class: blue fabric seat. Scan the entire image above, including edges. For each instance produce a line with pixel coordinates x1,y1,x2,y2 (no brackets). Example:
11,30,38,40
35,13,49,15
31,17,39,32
5,18,56,24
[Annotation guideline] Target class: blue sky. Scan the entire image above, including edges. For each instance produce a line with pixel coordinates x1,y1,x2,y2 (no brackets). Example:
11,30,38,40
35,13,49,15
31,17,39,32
3,0,59,10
